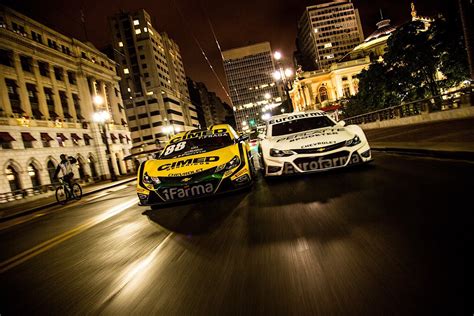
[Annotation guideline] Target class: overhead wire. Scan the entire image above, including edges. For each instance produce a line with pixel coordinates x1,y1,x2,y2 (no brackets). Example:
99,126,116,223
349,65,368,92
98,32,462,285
170,0,232,103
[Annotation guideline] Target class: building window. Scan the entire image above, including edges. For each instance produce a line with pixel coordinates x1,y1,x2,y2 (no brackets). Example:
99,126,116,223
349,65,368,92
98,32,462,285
59,91,71,118
0,132,15,149
54,67,64,81
0,49,13,67
118,41,124,47
31,31,43,43
133,19,140,25
20,56,32,72
6,165,21,192
56,133,67,147
135,29,141,35
41,133,53,147
67,71,76,84
47,38,58,49
38,61,50,77
72,94,83,119
123,68,129,74
21,132,36,148
5,79,22,114
28,164,42,188
47,160,56,184
12,22,26,35
44,88,57,118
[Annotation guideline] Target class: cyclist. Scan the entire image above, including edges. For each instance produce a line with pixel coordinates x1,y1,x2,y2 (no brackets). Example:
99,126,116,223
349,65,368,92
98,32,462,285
53,154,77,194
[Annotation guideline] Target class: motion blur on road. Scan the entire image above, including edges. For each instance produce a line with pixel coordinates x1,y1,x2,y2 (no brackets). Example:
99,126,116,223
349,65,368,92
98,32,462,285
0,152,471,315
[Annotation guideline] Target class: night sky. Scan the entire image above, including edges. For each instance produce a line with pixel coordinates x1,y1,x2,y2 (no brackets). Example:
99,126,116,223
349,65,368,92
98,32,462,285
1,0,456,103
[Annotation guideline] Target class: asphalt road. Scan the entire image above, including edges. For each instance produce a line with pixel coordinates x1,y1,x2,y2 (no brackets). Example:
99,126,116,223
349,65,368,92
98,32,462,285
0,152,472,315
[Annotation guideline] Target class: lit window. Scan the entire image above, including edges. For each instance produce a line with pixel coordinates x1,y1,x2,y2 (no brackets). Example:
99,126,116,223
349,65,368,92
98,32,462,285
124,68,129,74
135,29,141,35
133,20,140,26
144,27,148,32
149,29,154,35
127,87,131,92
324,43,333,48
118,41,123,47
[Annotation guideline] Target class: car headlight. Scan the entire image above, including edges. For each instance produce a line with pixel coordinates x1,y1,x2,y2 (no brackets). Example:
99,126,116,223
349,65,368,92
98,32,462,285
143,172,161,185
270,148,295,157
216,155,241,172
345,135,361,147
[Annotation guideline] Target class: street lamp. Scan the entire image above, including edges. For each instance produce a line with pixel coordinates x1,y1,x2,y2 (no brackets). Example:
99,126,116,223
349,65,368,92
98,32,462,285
273,51,294,113
93,109,118,181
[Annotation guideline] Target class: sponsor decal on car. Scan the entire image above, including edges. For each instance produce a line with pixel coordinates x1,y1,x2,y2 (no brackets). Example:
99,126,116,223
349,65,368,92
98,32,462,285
170,130,228,143
157,156,220,171
268,112,325,124
284,152,361,174
160,183,214,201
168,168,204,177
275,128,344,143
301,141,337,148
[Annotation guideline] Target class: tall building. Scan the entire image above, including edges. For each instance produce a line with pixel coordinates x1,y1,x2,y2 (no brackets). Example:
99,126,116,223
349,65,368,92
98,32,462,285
296,0,364,71
187,78,230,128
108,9,200,154
222,42,282,131
0,5,133,202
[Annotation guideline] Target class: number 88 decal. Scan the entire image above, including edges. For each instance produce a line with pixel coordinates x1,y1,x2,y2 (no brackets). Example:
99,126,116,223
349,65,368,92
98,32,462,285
164,141,186,156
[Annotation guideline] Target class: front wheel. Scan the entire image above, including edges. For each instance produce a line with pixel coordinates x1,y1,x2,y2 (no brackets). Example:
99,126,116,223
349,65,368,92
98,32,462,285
71,183,82,200
56,186,68,205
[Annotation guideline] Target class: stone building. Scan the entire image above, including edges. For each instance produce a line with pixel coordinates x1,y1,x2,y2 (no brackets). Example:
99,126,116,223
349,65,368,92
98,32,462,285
0,5,133,202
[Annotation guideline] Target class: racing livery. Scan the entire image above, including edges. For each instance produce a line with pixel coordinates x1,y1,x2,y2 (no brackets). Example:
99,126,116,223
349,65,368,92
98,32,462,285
137,124,255,206
259,110,372,176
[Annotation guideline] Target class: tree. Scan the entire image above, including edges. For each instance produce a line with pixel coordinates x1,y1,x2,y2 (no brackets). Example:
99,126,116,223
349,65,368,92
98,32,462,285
345,16,469,116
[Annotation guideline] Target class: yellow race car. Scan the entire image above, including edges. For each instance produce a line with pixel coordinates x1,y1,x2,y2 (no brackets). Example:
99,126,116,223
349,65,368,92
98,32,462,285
136,124,256,206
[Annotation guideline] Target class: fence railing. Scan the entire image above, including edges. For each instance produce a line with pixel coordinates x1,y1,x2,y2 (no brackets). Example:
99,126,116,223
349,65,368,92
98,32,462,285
344,87,473,126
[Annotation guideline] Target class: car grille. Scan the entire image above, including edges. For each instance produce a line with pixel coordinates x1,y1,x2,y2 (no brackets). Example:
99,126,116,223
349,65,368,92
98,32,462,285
292,141,346,154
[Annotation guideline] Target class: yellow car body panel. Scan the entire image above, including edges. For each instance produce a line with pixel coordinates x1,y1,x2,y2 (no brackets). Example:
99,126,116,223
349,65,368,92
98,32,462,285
136,124,254,205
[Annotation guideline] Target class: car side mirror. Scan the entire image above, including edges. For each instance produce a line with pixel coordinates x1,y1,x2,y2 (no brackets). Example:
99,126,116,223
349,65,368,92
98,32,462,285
337,120,346,127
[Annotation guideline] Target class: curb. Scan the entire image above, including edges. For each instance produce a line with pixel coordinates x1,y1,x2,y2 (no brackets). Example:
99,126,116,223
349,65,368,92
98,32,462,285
0,178,136,222
371,147,474,161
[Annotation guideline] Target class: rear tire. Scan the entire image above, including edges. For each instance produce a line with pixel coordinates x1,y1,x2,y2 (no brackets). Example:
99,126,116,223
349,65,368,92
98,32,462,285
72,183,82,200
56,186,68,205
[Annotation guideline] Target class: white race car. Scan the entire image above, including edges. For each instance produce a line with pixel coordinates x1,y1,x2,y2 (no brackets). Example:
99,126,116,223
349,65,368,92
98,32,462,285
259,110,372,176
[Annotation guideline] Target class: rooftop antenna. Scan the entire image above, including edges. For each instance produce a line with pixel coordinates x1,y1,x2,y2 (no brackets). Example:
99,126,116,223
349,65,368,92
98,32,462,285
80,9,89,42
379,8,384,20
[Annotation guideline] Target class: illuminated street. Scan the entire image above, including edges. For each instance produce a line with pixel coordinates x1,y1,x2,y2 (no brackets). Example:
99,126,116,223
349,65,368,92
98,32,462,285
0,152,471,315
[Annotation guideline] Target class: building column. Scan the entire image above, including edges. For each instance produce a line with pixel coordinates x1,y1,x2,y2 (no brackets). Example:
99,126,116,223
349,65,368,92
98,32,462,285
76,73,94,121
348,76,356,96
0,72,12,116
50,67,64,118
13,53,32,117
107,82,121,124
31,60,49,119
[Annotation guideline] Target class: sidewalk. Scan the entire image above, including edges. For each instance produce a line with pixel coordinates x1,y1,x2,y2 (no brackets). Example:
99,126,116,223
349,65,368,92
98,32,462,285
363,117,474,160
0,176,136,221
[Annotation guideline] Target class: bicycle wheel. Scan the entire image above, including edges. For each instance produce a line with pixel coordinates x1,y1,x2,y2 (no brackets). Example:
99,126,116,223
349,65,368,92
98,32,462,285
72,183,82,200
56,186,68,205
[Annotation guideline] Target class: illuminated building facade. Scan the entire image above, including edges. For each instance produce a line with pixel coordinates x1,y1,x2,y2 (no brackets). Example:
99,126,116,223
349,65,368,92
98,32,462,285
296,0,364,71
0,5,133,201
222,42,282,131
108,9,199,154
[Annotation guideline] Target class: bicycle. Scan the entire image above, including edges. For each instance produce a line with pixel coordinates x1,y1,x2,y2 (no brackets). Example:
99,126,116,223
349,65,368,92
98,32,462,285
55,178,82,205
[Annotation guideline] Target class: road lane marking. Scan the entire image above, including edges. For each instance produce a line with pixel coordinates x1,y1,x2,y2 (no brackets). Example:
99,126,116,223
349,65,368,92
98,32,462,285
108,185,128,192
0,198,137,274
98,232,174,309
86,192,109,201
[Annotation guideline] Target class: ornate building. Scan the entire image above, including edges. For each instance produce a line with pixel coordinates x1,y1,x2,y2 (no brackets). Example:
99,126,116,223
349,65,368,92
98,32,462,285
0,5,133,202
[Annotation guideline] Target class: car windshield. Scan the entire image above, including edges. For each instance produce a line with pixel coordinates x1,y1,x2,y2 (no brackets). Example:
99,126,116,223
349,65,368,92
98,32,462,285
271,116,335,136
160,133,234,159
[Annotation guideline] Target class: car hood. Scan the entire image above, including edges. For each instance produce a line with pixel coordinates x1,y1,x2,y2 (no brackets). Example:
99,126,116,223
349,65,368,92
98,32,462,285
268,126,354,149
142,144,239,178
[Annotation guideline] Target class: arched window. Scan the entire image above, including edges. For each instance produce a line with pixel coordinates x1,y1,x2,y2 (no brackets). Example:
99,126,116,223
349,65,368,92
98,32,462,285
89,156,98,179
77,157,86,179
28,164,41,188
47,160,56,184
6,165,21,192
319,86,328,102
